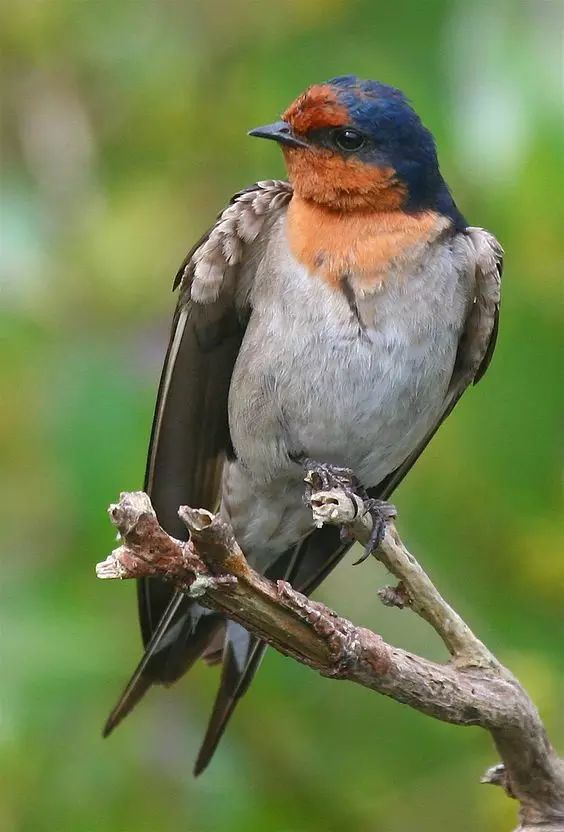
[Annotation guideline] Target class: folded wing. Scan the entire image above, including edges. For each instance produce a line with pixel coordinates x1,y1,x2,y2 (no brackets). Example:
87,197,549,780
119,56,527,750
103,181,293,736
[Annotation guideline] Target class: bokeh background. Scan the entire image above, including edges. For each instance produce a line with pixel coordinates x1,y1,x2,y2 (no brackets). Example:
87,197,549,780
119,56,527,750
1,1,563,830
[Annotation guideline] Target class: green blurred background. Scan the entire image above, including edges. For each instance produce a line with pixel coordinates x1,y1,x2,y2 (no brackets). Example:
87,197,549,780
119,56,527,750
1,1,562,830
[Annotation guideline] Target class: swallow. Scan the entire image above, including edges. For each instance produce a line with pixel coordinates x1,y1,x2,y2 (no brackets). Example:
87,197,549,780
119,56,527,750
104,76,503,774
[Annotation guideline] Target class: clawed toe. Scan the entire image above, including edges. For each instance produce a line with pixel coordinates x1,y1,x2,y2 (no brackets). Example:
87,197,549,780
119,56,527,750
303,458,360,507
303,458,357,492
302,459,396,562
352,498,397,565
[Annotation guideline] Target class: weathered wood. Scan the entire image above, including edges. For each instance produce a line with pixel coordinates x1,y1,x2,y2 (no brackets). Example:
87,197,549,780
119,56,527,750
97,483,564,832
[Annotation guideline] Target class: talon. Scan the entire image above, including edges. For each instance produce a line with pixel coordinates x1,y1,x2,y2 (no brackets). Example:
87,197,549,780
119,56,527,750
353,498,396,565
303,459,396,561
352,548,372,566
302,458,357,493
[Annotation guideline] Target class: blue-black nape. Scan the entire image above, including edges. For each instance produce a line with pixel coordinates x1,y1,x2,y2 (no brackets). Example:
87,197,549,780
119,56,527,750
327,75,409,102
325,76,466,228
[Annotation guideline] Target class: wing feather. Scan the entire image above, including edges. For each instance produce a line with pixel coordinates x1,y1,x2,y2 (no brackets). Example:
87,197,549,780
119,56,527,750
104,181,293,735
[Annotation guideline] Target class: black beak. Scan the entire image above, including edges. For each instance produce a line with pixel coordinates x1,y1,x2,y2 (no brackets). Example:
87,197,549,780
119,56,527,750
248,120,308,149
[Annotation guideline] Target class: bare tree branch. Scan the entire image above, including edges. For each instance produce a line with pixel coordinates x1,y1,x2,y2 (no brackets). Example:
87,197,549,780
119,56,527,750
97,483,564,832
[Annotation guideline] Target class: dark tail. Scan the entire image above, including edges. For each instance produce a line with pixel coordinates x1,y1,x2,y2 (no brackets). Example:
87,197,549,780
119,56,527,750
194,622,265,775
103,593,223,737
192,531,349,775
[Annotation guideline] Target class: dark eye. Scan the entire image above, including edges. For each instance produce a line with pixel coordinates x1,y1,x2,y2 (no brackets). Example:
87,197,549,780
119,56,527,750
334,128,365,152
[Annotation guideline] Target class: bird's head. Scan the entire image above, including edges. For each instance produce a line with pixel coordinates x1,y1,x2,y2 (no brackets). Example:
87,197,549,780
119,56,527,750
250,76,453,215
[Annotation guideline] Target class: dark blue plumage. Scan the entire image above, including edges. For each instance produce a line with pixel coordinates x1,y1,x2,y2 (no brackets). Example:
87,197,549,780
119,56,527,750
326,76,466,226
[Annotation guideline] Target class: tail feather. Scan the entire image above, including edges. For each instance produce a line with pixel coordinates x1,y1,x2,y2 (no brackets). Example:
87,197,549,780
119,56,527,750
193,542,308,774
193,622,264,776
102,672,153,739
192,525,363,772
104,595,222,738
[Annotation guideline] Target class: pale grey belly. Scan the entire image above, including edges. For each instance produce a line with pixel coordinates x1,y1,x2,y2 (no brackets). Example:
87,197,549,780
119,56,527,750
223,317,459,563
275,334,455,486
220,213,474,563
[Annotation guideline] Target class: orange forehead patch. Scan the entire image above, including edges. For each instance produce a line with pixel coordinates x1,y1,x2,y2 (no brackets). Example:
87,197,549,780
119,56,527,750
282,84,349,134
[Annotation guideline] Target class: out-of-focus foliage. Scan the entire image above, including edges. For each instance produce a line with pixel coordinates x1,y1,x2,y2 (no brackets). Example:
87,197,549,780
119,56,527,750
1,1,562,830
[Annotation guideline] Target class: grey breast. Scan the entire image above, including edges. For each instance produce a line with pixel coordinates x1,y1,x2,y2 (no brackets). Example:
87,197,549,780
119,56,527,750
228,213,475,489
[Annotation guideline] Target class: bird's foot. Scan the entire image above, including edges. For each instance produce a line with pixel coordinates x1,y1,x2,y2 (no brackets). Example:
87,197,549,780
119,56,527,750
302,459,396,560
303,459,360,543
303,458,361,501
352,498,397,565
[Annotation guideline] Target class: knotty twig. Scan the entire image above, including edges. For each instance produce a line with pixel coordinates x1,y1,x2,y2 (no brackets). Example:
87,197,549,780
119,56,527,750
96,480,564,832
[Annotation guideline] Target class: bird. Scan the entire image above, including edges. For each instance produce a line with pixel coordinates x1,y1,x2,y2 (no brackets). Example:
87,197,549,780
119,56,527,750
103,75,503,774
